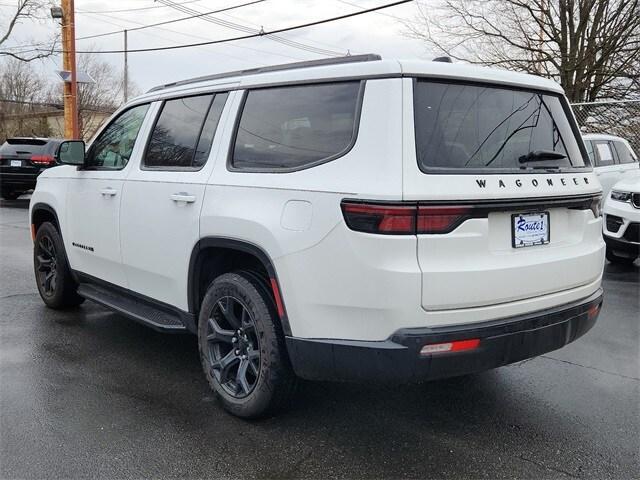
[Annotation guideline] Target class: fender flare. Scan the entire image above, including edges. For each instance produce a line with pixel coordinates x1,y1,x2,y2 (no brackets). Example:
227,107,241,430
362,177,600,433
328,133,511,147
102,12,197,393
187,237,292,335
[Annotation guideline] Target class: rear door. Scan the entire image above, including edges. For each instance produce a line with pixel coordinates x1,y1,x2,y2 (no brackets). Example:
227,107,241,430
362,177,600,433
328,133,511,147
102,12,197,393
120,92,229,310
593,140,619,196
404,78,603,311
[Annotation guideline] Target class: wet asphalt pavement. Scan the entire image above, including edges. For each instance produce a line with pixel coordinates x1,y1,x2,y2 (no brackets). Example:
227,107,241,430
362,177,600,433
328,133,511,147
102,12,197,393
1,203,638,479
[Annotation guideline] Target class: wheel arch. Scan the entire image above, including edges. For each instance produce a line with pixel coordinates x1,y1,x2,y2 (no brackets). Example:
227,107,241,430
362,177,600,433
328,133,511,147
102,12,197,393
31,203,61,236
188,237,292,336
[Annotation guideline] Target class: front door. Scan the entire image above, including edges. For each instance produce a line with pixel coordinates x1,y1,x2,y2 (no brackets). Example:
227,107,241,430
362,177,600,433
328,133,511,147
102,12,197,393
65,103,151,287
120,92,230,310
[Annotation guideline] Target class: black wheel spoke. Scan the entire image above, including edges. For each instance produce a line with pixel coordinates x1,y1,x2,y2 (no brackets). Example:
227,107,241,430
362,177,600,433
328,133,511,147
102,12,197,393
43,271,55,292
36,255,52,271
212,349,240,384
218,298,241,329
248,358,259,377
236,359,251,395
207,318,235,344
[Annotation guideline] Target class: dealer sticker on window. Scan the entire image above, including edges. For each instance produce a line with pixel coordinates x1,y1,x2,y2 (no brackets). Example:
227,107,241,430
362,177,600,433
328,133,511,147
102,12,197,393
512,212,550,248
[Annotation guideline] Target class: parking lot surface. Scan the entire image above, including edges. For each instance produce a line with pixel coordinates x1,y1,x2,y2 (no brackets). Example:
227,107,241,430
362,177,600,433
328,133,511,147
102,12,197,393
1,204,638,479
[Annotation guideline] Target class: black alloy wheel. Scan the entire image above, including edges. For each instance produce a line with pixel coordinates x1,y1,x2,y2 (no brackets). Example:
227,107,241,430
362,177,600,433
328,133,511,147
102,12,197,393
205,296,261,398
33,222,84,309
35,233,58,298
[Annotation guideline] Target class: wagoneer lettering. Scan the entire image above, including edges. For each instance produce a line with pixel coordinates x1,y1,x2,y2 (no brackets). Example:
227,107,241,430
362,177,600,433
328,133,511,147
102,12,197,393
29,54,605,419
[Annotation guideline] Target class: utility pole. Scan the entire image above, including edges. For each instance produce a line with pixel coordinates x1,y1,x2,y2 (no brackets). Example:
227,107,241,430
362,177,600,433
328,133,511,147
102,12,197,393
61,0,79,139
124,29,129,103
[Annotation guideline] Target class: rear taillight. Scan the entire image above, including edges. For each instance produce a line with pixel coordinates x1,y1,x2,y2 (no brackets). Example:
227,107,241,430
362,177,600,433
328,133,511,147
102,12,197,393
31,155,55,165
417,206,472,234
341,201,474,235
341,202,416,234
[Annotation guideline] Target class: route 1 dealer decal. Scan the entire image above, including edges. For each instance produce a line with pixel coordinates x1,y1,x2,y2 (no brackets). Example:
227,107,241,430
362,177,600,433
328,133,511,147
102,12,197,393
512,212,550,248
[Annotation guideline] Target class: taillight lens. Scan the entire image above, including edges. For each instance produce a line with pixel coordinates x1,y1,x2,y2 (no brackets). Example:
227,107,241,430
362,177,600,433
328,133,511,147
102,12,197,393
31,155,55,165
341,201,474,235
341,202,416,234
417,206,472,234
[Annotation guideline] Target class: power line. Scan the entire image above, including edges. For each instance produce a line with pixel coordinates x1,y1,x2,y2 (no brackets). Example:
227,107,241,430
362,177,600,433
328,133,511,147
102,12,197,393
157,0,344,56
76,0,266,41
78,0,205,14
44,0,414,55
76,8,303,63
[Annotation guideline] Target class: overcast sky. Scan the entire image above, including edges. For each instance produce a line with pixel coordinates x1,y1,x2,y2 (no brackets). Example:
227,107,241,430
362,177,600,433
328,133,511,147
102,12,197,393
2,0,433,94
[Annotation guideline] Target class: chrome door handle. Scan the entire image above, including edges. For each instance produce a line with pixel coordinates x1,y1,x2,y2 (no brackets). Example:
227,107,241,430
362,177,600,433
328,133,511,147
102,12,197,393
170,192,196,203
99,187,117,196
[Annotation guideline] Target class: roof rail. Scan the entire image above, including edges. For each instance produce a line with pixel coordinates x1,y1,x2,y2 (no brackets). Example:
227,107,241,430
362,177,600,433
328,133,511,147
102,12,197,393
147,53,382,93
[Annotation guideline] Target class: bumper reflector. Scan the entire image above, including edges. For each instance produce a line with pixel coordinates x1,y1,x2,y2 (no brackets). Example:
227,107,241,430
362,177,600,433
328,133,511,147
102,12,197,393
420,338,480,356
587,303,601,321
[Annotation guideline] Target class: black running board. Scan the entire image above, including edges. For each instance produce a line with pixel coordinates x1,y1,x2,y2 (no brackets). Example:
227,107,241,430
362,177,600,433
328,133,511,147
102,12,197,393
77,282,189,333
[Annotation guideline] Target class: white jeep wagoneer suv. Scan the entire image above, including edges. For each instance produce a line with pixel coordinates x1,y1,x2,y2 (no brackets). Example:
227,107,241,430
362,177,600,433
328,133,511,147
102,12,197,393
30,55,605,418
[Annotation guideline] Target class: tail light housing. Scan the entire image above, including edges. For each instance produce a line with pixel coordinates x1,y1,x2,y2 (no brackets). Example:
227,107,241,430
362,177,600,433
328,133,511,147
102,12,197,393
341,202,416,234
341,201,474,235
31,155,55,165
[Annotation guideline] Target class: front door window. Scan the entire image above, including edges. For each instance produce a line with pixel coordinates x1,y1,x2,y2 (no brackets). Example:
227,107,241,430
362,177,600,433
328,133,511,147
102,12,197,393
86,104,150,170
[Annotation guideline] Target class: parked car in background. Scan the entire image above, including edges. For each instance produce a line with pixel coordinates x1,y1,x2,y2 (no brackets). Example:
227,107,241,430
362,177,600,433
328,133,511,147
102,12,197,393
0,138,63,200
582,133,639,197
603,177,640,265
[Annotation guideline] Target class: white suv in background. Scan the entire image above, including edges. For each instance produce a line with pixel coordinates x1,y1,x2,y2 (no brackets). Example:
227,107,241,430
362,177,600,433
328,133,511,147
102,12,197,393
603,177,640,264
30,55,605,418
582,133,639,197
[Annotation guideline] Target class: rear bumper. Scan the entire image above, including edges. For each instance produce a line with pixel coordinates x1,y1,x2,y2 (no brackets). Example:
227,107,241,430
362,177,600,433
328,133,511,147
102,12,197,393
286,289,603,382
0,171,40,189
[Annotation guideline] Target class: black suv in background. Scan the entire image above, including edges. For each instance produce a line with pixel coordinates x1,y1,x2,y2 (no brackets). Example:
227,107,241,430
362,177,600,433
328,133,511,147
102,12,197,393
0,138,63,200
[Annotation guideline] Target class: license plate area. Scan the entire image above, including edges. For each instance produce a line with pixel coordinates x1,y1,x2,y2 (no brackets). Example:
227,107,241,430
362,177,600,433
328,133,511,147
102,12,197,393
10,160,22,167
512,212,550,248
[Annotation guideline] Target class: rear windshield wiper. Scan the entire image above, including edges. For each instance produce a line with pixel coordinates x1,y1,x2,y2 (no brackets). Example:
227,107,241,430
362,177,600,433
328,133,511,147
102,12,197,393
519,150,567,164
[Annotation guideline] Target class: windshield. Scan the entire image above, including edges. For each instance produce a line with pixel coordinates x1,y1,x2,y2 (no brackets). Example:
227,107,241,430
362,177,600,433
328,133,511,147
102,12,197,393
413,80,586,172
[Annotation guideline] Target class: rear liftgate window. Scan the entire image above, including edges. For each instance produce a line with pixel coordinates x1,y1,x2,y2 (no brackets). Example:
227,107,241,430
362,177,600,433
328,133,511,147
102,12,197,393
231,82,361,171
413,80,586,172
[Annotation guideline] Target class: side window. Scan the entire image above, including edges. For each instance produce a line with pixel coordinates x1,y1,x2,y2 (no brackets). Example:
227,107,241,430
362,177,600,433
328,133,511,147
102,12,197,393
584,140,595,164
231,82,361,171
594,141,614,166
613,141,637,164
86,104,150,169
144,92,227,169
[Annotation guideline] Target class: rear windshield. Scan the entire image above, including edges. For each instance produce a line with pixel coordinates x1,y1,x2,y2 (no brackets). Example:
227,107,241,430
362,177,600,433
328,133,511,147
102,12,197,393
413,80,586,172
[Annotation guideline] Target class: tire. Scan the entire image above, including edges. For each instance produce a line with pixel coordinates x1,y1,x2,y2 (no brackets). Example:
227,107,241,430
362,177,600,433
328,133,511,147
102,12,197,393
198,271,296,419
33,222,84,309
2,191,21,200
606,247,637,265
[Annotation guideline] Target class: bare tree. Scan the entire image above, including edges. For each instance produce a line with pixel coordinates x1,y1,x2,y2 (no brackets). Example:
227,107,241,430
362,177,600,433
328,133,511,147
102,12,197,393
75,52,140,139
0,58,52,138
406,0,640,102
0,0,57,62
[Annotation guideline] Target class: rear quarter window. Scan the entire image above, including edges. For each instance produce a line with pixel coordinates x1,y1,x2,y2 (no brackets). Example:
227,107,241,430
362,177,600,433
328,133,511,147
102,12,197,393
230,81,362,171
613,141,638,164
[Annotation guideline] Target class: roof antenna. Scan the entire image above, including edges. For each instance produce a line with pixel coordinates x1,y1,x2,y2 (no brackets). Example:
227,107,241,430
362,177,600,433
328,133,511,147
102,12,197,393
346,49,352,56
259,26,265,35
433,56,453,63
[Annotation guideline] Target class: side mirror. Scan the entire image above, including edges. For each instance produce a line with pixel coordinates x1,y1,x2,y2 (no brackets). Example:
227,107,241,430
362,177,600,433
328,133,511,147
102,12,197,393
56,140,86,166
